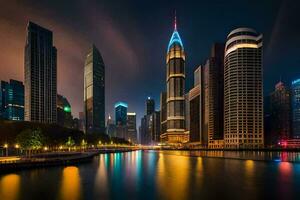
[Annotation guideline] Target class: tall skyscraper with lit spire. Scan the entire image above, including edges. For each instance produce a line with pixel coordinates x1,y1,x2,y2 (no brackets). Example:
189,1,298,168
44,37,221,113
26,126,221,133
161,15,188,143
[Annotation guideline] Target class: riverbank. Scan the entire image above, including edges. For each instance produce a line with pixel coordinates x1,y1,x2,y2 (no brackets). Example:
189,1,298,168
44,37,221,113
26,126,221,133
0,149,134,173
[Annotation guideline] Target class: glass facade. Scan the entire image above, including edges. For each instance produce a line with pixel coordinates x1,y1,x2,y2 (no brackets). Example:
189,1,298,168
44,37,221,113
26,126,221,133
84,45,105,134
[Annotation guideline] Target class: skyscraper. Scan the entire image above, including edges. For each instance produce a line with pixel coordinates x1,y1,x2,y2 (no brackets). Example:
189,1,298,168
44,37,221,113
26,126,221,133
115,102,128,126
25,21,57,123
146,97,155,115
266,81,292,144
224,28,264,149
84,45,105,134
204,44,225,147
127,112,137,143
161,16,188,143
0,80,24,121
292,79,300,138
106,115,116,137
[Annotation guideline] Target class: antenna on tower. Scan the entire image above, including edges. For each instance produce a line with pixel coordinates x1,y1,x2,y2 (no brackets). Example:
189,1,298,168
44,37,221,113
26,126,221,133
174,10,177,30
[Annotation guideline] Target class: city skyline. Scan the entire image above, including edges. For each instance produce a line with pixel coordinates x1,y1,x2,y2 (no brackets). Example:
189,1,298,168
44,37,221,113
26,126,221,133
1,0,300,127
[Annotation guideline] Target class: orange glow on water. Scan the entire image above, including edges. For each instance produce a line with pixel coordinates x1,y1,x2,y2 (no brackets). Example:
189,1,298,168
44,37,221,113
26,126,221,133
60,166,81,200
157,153,190,199
0,174,20,200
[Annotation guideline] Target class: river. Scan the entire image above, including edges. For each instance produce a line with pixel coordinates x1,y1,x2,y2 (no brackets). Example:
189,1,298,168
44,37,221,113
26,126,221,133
0,150,300,200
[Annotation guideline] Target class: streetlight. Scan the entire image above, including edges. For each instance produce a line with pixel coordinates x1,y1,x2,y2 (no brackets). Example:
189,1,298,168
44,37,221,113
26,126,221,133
4,143,8,156
15,144,20,155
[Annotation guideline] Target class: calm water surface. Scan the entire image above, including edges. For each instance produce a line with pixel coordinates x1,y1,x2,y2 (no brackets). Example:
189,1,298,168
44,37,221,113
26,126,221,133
1,150,300,200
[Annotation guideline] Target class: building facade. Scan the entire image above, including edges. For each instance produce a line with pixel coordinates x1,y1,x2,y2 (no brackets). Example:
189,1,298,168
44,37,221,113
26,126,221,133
224,28,264,149
292,79,300,138
161,17,188,143
160,92,167,137
25,21,57,123
84,45,105,134
0,80,24,121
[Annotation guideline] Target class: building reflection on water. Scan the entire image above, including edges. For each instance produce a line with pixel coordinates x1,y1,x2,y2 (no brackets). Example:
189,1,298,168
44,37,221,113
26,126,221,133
0,174,20,200
59,166,81,200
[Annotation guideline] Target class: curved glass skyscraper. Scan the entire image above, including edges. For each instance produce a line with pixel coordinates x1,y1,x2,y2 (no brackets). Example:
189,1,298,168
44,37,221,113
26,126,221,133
161,17,188,143
224,28,264,149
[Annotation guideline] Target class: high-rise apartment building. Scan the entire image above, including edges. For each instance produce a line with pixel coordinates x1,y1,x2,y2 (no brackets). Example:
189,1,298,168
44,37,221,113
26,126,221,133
161,16,188,143
224,28,264,149
84,45,105,134
24,21,57,123
292,79,300,138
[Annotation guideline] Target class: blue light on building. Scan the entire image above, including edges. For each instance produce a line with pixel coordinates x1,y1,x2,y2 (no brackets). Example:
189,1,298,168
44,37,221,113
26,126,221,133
115,101,128,125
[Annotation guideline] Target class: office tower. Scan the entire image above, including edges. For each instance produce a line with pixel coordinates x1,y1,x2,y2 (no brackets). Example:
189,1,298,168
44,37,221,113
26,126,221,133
146,97,155,115
84,45,105,134
161,16,187,143
24,21,57,123
224,28,264,149
189,66,206,144
57,94,73,128
0,80,24,121
292,79,300,138
107,115,116,137
127,112,137,143
266,81,292,144
160,92,167,137
115,102,128,126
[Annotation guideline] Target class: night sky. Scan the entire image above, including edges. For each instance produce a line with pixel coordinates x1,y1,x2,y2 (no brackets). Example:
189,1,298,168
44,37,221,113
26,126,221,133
1,0,300,127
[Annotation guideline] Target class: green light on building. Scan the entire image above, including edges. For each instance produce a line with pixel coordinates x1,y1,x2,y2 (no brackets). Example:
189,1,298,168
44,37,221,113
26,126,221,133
64,106,71,113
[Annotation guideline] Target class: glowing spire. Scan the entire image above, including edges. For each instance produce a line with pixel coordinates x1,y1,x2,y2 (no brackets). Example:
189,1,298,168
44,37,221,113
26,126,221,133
174,10,177,30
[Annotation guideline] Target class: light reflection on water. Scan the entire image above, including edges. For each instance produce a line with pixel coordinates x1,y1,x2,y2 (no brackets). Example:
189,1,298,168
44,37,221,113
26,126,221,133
0,174,20,200
0,150,300,200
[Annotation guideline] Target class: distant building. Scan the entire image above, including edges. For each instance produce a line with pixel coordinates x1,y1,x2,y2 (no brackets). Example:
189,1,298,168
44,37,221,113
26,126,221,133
106,115,116,137
57,94,73,128
265,81,292,145
84,45,105,134
127,112,137,143
25,21,57,123
0,80,24,121
114,102,128,139
224,28,264,149
78,112,84,131
115,102,128,126
292,79,300,138
152,111,161,142
146,97,155,115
